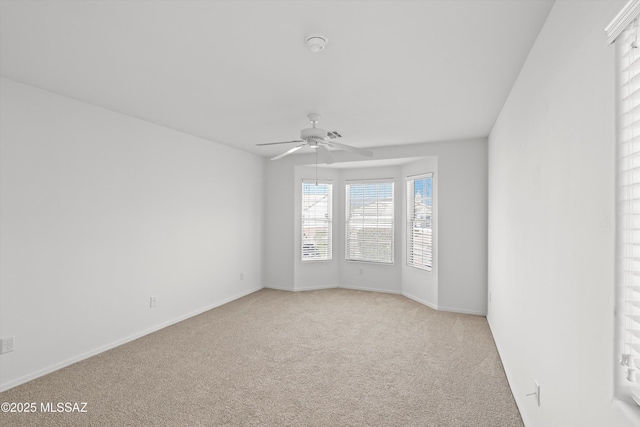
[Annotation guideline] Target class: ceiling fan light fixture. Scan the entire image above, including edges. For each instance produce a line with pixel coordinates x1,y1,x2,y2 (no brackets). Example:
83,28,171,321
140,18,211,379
305,33,328,53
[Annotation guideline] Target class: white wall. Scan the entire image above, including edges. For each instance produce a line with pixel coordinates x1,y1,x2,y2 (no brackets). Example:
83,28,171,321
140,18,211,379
264,155,297,291
435,141,487,314
0,78,264,391
265,138,487,315
487,1,638,426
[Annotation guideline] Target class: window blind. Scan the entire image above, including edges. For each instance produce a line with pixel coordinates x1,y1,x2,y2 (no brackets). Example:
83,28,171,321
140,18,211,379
302,181,332,261
618,22,640,407
345,181,394,264
407,174,433,270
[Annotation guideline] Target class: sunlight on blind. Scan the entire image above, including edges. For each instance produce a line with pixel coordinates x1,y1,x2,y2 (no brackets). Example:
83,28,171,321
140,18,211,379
345,181,394,264
302,182,332,261
619,24,640,407
407,174,433,271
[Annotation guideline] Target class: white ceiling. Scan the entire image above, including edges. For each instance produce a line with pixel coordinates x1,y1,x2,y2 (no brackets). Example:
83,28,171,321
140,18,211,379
0,0,554,159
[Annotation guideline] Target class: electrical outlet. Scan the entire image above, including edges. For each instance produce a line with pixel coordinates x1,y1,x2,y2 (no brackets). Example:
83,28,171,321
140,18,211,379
0,337,15,354
489,292,492,303
359,268,363,275
526,380,541,407
150,296,157,308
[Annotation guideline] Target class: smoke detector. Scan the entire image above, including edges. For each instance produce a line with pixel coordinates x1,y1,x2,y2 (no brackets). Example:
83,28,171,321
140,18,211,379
305,33,328,53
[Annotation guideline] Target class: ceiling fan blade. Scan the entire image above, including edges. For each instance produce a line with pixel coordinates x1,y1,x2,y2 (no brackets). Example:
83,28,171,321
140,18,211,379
256,140,304,146
271,143,306,160
327,141,373,157
317,144,335,164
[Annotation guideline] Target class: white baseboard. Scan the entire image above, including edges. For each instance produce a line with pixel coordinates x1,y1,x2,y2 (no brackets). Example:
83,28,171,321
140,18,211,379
264,284,340,292
437,305,486,316
295,284,340,291
263,284,295,292
339,285,401,294
401,291,439,310
401,292,486,316
266,284,401,295
0,286,263,393
266,285,484,316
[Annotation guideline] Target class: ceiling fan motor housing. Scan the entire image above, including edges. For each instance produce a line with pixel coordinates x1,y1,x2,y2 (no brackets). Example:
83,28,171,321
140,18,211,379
301,127,327,141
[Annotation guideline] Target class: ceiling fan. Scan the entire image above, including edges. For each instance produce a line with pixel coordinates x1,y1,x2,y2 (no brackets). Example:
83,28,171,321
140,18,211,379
256,113,373,163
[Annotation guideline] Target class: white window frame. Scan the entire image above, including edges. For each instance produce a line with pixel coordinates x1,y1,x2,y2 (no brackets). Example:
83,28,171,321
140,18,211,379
407,173,433,271
608,0,640,410
345,179,394,264
301,180,332,261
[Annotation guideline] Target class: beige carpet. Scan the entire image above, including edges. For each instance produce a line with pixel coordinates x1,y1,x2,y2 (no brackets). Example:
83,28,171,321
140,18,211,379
0,288,523,426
